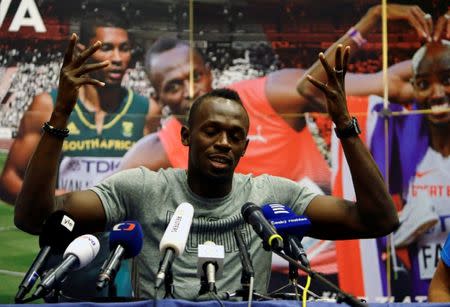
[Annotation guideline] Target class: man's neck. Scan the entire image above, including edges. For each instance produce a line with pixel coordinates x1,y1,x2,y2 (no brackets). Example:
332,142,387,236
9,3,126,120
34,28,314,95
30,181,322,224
80,84,125,113
428,123,450,157
186,171,233,199
79,85,126,134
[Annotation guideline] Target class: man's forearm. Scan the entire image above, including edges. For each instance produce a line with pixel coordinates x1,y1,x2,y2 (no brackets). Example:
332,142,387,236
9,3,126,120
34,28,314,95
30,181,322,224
0,173,23,205
14,115,68,234
340,135,399,236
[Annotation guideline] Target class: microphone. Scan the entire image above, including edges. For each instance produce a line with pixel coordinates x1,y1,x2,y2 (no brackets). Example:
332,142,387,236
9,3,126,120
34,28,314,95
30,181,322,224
33,234,100,299
96,221,143,290
261,203,311,237
197,241,224,294
15,211,81,302
233,229,254,301
233,229,254,282
241,202,283,251
155,202,194,290
262,203,311,268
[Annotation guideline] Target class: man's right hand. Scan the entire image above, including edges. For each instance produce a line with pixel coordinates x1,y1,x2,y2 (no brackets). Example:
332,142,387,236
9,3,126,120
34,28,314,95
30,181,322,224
368,4,433,41
306,44,351,127
433,9,450,41
14,33,109,234
53,33,109,120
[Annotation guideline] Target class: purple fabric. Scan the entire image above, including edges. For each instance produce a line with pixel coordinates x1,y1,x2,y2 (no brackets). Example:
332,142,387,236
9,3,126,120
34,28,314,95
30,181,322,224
369,103,429,197
409,245,431,295
370,102,431,297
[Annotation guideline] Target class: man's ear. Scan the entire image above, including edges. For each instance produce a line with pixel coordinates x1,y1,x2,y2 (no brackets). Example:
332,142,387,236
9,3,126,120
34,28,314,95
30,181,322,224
150,91,161,105
241,138,250,157
181,126,190,146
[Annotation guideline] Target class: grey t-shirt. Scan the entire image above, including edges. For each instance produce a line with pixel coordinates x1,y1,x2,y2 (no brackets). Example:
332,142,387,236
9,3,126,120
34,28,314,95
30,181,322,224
90,167,318,300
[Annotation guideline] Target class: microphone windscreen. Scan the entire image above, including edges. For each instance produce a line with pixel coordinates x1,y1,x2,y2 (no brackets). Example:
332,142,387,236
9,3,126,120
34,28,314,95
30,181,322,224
262,203,311,236
241,202,259,222
64,234,100,270
109,221,143,259
262,203,295,218
39,210,82,252
159,202,194,256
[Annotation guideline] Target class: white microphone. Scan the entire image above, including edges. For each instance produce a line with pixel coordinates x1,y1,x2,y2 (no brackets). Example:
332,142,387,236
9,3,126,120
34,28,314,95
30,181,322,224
155,202,194,289
33,234,100,298
197,241,224,294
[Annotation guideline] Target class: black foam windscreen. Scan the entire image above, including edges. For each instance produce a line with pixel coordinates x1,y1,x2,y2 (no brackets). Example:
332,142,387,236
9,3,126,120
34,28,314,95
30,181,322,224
39,210,82,252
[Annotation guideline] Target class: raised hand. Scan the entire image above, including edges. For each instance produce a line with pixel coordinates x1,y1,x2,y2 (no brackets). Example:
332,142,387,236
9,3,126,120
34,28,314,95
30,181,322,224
54,33,109,117
306,44,351,129
369,4,433,41
389,4,433,40
433,10,450,41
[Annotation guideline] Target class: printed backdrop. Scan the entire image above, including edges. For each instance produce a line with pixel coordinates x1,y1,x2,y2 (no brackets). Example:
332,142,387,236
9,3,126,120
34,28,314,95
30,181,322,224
0,0,448,302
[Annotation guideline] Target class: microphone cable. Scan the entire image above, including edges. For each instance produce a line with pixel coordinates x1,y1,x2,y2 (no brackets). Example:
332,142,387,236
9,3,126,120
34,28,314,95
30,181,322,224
209,291,225,307
302,275,312,307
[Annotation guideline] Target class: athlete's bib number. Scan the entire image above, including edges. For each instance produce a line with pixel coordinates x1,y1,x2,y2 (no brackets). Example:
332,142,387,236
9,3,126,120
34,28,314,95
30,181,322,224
418,242,442,279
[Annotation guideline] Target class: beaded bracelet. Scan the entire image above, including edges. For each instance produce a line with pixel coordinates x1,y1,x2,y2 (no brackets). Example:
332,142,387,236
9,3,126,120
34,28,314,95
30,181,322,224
42,121,70,138
347,27,367,47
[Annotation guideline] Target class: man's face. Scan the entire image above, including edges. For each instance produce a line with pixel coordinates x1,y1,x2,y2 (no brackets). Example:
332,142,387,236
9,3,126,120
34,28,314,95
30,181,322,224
87,27,131,86
149,45,213,119
183,98,249,182
412,43,450,126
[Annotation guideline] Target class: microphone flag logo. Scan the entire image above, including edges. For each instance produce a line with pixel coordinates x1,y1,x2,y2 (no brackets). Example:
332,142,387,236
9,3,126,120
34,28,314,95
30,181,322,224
113,222,136,231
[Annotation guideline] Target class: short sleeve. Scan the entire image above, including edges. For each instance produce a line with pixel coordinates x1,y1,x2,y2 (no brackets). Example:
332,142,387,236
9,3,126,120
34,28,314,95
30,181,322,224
267,175,319,215
89,167,145,230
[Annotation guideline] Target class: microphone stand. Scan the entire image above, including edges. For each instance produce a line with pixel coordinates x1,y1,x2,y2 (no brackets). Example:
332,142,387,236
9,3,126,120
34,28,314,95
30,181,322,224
269,236,320,300
163,268,175,299
273,250,367,307
236,268,253,301
20,283,62,304
199,274,217,296
155,248,175,299
19,266,65,304
233,229,255,305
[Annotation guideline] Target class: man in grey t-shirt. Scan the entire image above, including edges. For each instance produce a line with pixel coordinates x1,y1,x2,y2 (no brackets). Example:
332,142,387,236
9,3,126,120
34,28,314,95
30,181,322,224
91,167,317,298
15,40,399,300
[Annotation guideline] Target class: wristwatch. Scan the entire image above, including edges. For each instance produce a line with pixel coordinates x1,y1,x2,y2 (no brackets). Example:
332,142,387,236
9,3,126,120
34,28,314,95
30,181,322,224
334,117,361,139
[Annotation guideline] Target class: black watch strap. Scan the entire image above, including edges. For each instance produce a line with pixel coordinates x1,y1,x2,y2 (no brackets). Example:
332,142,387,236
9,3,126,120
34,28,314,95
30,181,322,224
334,117,361,139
